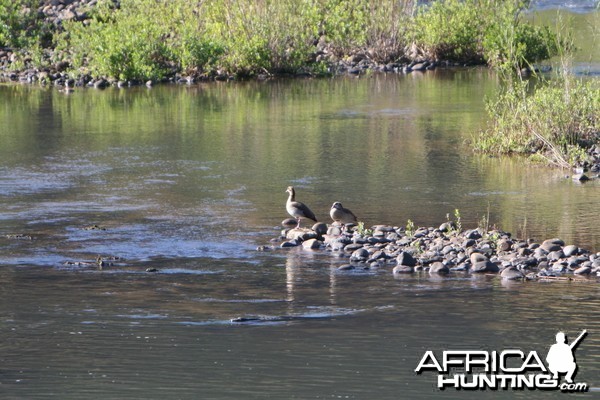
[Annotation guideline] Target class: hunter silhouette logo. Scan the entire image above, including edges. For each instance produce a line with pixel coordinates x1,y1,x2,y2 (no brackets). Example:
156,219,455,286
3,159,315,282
546,330,587,384
415,330,589,392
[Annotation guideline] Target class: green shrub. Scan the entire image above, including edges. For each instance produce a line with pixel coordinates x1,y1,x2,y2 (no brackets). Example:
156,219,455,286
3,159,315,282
475,77,600,167
0,0,46,48
413,0,483,63
482,3,560,71
413,0,559,68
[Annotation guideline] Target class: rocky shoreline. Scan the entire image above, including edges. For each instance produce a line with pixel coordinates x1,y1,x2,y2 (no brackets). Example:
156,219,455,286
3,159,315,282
261,220,600,282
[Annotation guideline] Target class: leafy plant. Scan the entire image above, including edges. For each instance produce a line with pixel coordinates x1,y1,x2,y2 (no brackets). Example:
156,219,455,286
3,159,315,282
405,219,415,238
356,221,373,236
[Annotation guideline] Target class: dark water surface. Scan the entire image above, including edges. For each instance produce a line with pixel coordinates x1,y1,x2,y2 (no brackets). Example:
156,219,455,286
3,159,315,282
1,34,600,400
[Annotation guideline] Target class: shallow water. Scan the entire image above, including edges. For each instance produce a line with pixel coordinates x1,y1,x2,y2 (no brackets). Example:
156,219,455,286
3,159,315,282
1,9,600,397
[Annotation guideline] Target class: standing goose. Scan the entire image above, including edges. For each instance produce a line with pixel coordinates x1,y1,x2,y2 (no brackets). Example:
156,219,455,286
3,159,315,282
330,201,357,227
286,186,317,228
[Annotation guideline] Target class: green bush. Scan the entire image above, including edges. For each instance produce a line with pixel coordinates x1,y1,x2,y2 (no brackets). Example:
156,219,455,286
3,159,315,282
0,0,46,48
475,77,600,167
413,0,559,67
413,0,483,63
482,4,560,71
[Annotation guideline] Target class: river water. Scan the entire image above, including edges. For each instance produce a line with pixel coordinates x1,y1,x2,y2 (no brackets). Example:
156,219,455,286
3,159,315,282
1,4,600,400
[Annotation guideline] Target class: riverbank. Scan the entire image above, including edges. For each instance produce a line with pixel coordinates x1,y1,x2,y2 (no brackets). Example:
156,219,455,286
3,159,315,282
1,0,559,84
263,219,600,281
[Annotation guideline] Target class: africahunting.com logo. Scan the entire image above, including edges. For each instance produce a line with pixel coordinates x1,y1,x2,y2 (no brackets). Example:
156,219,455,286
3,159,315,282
415,330,588,392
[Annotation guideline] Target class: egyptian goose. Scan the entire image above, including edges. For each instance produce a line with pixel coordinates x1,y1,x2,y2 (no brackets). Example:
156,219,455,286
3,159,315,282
285,186,317,228
330,202,357,226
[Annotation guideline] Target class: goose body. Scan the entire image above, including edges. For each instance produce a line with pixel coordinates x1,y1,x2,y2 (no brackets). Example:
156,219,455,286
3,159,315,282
330,201,357,225
286,186,317,228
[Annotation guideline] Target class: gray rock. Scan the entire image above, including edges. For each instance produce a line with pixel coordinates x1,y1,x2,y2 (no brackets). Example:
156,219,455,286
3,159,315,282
312,222,328,236
451,263,469,272
281,240,300,248
472,260,499,273
323,235,347,251
465,230,482,240
327,226,343,236
367,250,387,262
501,266,524,280
429,262,449,275
470,252,488,264
338,264,355,271
441,245,455,255
396,251,417,267
563,245,578,257
497,240,513,252
550,262,566,273
393,265,414,274
541,238,564,252
286,228,317,241
372,225,395,233
567,256,586,268
439,222,457,232
470,253,499,273
282,218,298,228
350,248,369,262
386,232,401,241
517,247,533,256
463,239,477,248
548,250,565,261
302,238,321,250
345,243,365,252
574,266,591,275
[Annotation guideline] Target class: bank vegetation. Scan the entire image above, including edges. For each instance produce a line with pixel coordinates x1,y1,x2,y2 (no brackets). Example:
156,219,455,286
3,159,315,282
2,0,561,80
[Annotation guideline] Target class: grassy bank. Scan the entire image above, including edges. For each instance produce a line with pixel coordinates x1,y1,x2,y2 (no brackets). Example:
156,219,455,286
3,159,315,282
1,0,560,81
